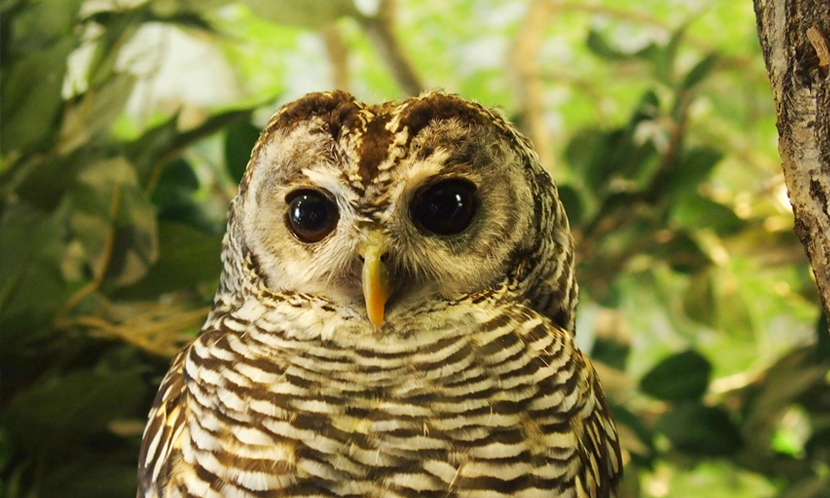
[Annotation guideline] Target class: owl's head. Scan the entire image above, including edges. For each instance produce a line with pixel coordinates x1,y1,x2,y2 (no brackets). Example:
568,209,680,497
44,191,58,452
219,91,577,332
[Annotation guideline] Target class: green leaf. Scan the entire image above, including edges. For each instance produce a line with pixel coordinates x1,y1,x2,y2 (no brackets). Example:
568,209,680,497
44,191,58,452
586,30,628,60
8,0,84,50
225,121,262,184
653,25,686,86
682,52,719,91
653,231,711,274
7,368,147,456
151,0,230,15
151,158,199,208
84,8,144,88
68,158,159,287
239,0,357,27
564,129,605,189
656,403,742,456
123,113,181,185
741,348,830,454
683,270,717,327
126,108,254,187
116,222,223,299
0,37,74,154
608,404,656,466
816,312,829,357
660,147,723,197
108,182,159,287
39,460,139,498
0,203,70,336
672,193,744,233
640,349,712,401
578,91,661,193
0,425,12,473
151,159,223,231
556,184,585,228
591,335,630,371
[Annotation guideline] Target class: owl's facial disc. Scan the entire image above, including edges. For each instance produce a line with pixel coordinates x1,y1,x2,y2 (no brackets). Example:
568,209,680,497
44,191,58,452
237,93,545,329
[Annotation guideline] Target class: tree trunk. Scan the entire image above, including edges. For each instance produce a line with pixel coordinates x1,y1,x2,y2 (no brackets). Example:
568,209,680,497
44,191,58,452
754,0,830,329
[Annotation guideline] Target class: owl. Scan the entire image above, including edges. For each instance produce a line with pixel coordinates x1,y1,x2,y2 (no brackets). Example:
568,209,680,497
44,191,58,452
137,91,621,498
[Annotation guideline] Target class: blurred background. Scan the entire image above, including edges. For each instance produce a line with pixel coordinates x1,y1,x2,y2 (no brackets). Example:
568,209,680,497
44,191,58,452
1,0,828,497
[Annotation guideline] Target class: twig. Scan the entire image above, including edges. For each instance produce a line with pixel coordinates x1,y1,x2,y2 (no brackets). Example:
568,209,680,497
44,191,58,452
57,304,210,357
357,0,424,96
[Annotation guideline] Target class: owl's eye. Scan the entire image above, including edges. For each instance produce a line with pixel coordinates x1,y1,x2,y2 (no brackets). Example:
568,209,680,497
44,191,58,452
411,179,478,236
286,190,339,243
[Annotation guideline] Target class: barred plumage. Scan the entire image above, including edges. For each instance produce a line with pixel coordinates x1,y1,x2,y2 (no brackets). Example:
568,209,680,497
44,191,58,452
138,91,621,498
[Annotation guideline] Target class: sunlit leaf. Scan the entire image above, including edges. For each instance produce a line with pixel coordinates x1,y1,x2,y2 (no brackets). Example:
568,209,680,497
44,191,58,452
640,349,712,401
151,0,230,15
84,8,144,88
225,121,262,184
239,0,357,28
59,72,137,153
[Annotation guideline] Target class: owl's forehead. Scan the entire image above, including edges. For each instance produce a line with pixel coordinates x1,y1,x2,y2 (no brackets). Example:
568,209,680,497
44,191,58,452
244,91,522,212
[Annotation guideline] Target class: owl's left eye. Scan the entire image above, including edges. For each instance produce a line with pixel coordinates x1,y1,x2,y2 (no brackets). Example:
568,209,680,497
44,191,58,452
286,190,339,243
410,178,478,236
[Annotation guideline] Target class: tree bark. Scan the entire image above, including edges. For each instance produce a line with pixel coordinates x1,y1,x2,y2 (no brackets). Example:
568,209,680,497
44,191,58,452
754,0,830,328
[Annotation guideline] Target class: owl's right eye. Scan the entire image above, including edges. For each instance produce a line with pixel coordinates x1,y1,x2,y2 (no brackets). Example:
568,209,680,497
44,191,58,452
286,190,339,243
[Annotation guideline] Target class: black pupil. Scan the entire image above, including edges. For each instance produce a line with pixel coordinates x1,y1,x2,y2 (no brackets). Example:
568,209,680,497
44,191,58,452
287,192,337,242
411,179,477,235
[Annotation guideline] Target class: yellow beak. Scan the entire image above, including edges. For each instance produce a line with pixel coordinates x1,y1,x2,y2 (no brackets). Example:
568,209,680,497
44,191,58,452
360,233,391,327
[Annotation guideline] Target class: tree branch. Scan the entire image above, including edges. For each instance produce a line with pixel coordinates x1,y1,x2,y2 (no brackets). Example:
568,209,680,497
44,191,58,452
754,0,830,326
322,23,351,93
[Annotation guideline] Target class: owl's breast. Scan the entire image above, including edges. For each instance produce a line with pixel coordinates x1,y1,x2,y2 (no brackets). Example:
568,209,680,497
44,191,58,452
171,302,589,497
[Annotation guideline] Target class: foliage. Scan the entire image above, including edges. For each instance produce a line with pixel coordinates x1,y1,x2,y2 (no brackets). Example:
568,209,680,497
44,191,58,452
0,1,827,497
